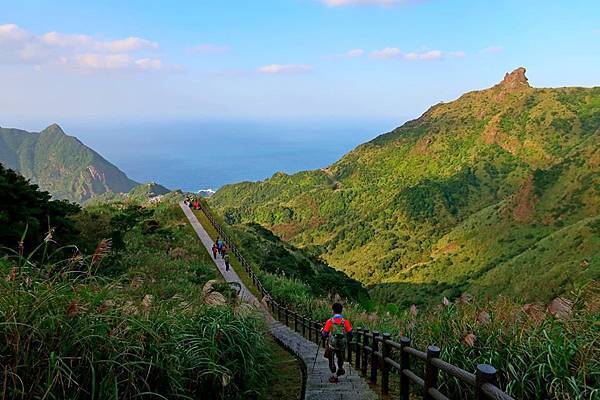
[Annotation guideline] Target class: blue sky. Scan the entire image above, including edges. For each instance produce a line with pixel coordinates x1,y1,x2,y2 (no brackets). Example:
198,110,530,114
1,0,598,125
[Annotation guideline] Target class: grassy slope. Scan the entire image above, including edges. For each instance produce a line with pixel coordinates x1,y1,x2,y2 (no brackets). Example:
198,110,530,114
210,70,600,305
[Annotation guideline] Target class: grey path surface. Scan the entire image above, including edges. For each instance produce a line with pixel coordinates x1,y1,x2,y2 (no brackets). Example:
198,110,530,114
180,202,379,400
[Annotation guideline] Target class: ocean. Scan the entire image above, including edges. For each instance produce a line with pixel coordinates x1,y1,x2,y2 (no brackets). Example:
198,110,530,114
67,119,399,192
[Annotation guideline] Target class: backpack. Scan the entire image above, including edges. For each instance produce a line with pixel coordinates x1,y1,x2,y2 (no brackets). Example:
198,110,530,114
327,318,347,351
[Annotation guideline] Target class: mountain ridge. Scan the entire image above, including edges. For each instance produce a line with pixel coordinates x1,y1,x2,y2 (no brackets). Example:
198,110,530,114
0,123,140,203
210,67,600,305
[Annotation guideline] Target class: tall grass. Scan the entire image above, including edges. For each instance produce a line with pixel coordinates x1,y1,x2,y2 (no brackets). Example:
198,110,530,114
259,263,599,399
0,201,276,399
0,270,271,399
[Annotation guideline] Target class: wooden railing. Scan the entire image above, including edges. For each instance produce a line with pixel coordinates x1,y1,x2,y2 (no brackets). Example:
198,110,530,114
196,201,514,400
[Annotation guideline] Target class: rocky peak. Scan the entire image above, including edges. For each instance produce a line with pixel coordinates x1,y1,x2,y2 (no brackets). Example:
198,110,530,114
496,67,530,91
41,123,66,135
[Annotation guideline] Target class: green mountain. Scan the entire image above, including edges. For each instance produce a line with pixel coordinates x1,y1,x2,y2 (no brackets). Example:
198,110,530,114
210,68,600,305
0,124,139,203
85,182,172,206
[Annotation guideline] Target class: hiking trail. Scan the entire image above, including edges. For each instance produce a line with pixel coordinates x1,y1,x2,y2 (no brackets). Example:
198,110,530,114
180,202,378,400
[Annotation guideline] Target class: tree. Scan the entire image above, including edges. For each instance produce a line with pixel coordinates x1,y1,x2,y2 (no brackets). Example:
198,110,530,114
0,163,80,252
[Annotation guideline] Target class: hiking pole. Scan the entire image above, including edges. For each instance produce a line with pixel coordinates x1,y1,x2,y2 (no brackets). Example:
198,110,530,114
311,338,321,373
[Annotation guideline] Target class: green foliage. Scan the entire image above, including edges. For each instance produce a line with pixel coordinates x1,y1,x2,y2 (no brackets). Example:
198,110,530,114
221,221,369,304
532,163,564,196
396,167,480,222
0,163,80,251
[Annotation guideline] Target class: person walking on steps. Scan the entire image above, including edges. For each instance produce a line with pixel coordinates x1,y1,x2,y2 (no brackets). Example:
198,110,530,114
321,302,353,383
216,238,223,255
221,244,228,258
212,243,218,259
224,253,230,271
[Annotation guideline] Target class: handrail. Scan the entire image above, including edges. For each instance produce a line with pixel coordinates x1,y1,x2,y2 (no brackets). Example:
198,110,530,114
195,200,515,400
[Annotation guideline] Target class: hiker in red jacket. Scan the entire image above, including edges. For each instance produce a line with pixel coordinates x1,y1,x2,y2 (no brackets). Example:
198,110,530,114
321,303,353,383
192,199,200,210
211,243,218,259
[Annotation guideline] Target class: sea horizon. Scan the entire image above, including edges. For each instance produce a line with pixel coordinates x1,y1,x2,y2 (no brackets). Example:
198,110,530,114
22,117,403,192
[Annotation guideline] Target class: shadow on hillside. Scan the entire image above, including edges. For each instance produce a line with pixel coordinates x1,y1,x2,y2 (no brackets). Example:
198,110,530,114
368,281,466,309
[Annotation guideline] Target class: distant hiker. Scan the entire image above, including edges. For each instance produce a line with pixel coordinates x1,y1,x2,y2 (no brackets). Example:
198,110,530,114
321,303,353,383
193,199,200,210
221,244,228,258
212,243,218,259
216,238,223,254
224,253,230,271
183,197,191,207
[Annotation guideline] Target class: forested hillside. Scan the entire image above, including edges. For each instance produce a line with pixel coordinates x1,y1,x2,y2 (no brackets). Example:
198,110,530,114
211,68,600,305
0,124,138,203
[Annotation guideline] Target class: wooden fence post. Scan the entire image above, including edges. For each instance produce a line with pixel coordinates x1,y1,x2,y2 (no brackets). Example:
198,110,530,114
346,329,352,366
370,331,380,384
285,308,289,327
302,316,306,337
361,329,369,376
354,328,362,371
476,364,497,400
294,312,298,332
308,319,313,342
400,337,411,400
277,304,282,321
424,345,441,400
381,332,391,395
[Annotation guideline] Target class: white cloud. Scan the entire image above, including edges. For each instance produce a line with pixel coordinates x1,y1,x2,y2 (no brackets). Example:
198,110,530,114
415,50,442,60
40,32,158,52
371,47,402,59
191,44,229,54
322,0,410,6
74,53,132,69
98,37,159,52
0,23,163,72
257,64,312,74
0,23,30,42
135,57,164,70
323,48,365,60
371,47,451,61
482,45,504,54
347,48,365,57
41,32,92,47
69,54,164,71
